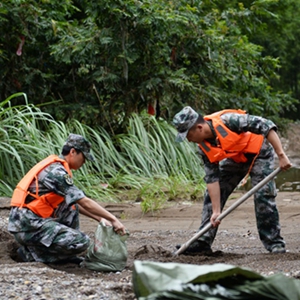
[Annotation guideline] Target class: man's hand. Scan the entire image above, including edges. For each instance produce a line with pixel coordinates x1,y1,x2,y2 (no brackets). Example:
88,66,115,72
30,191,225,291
100,218,112,226
100,218,127,235
210,212,221,228
78,197,128,235
111,219,127,235
278,153,292,171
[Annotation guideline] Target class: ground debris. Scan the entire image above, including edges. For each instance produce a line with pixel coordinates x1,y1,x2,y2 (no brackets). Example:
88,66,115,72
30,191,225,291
134,244,172,258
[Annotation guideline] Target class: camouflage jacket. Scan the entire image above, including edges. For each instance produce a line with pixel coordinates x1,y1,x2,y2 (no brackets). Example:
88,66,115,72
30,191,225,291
199,112,277,184
8,155,85,233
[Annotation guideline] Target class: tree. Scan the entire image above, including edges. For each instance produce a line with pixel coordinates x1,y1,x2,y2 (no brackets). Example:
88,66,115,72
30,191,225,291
0,1,77,104
0,0,296,132
240,0,300,120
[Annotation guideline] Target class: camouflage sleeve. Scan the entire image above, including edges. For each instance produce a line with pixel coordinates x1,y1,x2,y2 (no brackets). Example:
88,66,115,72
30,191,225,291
197,147,220,184
221,113,277,137
37,163,85,206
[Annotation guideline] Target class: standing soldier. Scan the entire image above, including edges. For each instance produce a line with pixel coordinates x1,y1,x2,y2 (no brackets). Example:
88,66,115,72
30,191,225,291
173,106,292,254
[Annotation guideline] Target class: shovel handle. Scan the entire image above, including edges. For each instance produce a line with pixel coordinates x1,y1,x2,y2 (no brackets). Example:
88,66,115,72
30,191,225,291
173,167,282,256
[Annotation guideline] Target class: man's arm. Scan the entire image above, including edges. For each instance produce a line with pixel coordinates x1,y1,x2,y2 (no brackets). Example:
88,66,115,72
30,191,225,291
78,204,101,222
207,181,221,227
77,197,126,234
267,129,292,170
198,148,222,227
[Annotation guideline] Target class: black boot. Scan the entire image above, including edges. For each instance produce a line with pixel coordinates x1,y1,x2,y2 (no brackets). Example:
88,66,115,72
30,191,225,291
176,240,212,255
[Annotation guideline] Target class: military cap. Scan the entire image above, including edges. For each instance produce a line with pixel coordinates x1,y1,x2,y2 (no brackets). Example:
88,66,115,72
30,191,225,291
173,106,199,142
64,134,95,161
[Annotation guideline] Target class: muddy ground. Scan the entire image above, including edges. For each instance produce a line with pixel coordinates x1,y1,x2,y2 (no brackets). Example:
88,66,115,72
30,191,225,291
1,191,300,299
1,123,300,299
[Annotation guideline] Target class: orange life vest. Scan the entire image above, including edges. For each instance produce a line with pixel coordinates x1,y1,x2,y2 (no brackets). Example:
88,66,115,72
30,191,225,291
198,109,264,163
10,155,72,218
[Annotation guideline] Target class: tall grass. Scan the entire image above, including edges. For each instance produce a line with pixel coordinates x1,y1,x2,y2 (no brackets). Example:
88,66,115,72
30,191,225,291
0,93,58,195
0,94,206,212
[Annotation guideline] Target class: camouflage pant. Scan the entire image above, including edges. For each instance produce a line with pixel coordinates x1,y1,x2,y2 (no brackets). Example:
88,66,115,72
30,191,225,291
12,212,90,263
199,153,285,252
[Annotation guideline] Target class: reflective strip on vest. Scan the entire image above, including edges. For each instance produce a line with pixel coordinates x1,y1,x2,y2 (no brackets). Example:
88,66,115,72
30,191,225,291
216,125,228,138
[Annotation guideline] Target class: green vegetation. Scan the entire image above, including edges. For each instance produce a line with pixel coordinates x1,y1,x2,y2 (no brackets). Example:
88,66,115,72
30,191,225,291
1,0,299,132
1,1,300,212
0,94,205,213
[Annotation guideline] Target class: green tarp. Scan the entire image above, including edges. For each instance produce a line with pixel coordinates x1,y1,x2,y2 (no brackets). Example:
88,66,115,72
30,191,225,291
132,261,300,300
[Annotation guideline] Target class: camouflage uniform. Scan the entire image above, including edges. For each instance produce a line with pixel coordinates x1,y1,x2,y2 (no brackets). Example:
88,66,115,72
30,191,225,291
173,108,285,252
8,134,94,263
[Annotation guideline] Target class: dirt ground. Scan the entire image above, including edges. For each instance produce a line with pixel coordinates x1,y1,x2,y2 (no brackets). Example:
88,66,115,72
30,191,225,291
1,123,300,299
1,191,300,299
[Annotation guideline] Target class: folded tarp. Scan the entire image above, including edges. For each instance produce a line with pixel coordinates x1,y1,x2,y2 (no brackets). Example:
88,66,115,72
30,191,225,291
133,261,300,300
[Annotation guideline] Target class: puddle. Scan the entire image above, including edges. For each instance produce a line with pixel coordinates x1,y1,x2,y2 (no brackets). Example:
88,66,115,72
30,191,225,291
238,168,300,192
276,168,300,191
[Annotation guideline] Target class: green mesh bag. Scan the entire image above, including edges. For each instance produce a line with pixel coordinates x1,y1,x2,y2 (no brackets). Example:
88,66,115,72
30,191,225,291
81,221,129,272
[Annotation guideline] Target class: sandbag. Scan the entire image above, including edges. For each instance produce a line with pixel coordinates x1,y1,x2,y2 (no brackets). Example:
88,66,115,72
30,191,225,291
81,221,129,272
132,261,300,300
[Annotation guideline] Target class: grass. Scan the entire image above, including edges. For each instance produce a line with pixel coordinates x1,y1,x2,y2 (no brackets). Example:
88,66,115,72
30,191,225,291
0,93,206,213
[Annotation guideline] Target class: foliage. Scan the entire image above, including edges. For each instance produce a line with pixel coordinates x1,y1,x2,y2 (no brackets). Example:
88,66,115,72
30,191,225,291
0,0,297,133
0,1,76,104
242,0,300,120
0,93,57,195
0,95,206,210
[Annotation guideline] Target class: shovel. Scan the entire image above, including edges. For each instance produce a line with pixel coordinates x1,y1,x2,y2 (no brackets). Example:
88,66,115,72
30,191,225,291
173,167,282,256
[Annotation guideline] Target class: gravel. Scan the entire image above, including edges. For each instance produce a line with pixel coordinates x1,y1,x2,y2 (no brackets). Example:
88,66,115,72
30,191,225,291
0,263,133,300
